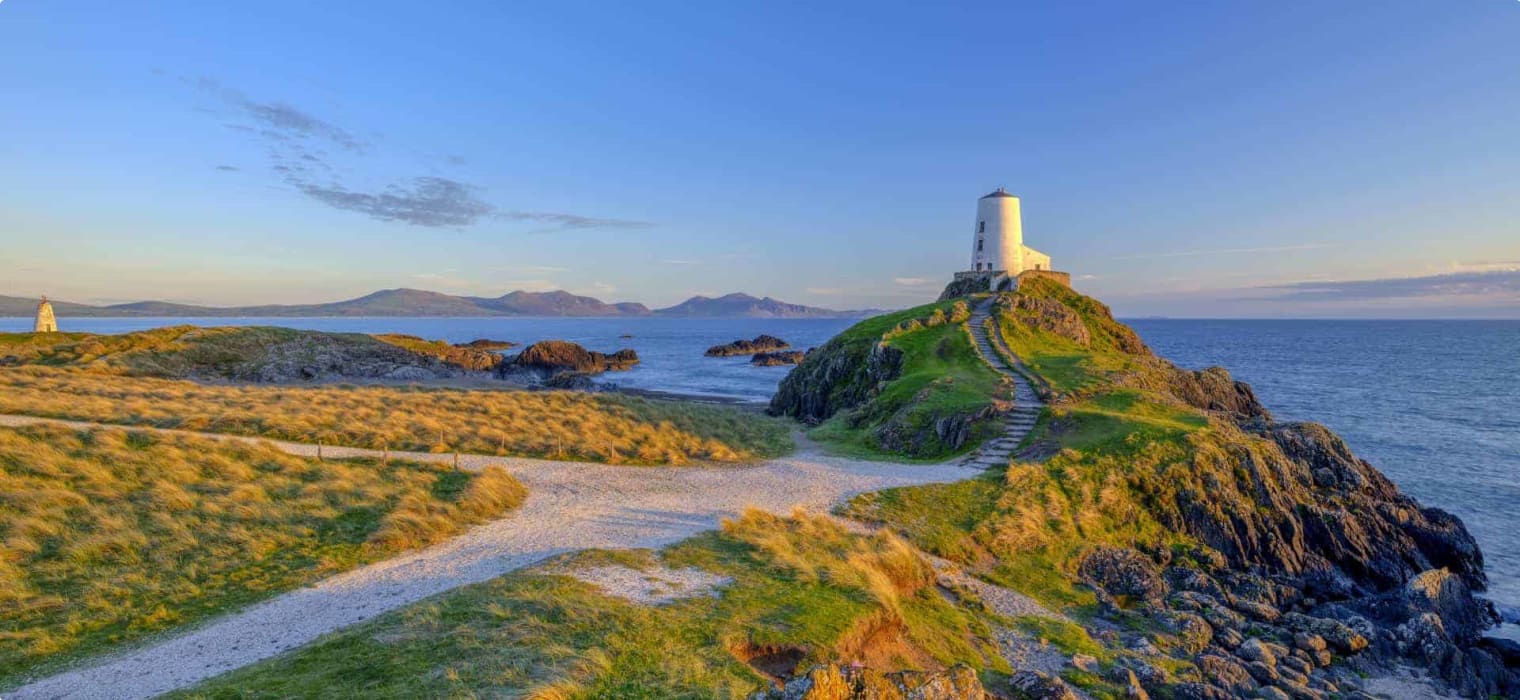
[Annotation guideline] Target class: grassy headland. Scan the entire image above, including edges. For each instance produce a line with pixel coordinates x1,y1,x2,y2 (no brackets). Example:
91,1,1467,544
171,509,1005,699
771,299,1010,460
843,278,1224,614
0,423,526,684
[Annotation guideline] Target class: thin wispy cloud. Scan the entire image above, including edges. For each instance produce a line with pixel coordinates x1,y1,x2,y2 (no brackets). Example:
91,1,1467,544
295,177,495,227
893,277,929,286
188,75,651,230
661,259,703,265
1110,243,1334,260
1259,268,1520,303
191,76,367,152
496,211,652,233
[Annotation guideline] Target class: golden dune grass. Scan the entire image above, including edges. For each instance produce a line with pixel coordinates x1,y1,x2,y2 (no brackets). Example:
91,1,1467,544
0,367,791,465
0,423,526,681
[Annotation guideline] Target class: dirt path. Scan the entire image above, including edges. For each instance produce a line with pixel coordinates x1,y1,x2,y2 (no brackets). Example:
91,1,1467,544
0,413,982,700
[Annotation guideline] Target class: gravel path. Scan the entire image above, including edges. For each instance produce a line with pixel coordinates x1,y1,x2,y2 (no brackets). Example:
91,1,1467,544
0,413,981,700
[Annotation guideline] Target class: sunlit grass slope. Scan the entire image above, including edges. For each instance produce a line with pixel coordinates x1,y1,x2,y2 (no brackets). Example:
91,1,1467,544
0,367,792,465
845,278,1220,613
0,423,527,684
171,509,1005,699
783,299,1010,460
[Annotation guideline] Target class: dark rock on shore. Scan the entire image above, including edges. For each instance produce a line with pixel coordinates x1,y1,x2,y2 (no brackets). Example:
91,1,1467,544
539,372,613,392
751,349,808,366
1080,547,1167,604
770,338,903,424
498,340,638,381
374,334,507,372
706,334,791,357
454,338,516,350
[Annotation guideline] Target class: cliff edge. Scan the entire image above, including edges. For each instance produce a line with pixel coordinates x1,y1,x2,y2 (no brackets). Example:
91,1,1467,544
777,277,1515,697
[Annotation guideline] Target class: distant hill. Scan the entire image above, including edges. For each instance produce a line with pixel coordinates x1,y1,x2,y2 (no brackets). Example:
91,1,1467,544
0,289,866,319
654,292,852,318
469,291,652,317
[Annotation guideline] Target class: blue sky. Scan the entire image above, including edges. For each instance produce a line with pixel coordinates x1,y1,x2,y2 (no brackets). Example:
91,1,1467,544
2,1,1517,317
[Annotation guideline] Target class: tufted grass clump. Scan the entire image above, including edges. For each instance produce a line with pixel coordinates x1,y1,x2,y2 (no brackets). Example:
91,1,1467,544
171,510,1006,699
0,423,526,684
0,366,792,465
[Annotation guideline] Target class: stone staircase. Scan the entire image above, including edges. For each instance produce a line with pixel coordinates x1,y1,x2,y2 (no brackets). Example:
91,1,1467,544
960,298,1045,469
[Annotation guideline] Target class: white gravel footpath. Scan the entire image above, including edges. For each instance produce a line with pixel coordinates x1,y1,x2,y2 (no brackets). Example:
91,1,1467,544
0,413,981,700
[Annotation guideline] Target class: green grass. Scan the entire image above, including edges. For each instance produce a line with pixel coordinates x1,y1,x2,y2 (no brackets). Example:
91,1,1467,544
835,279,1233,615
0,423,527,686
171,509,1007,699
1013,616,1111,661
805,300,1009,460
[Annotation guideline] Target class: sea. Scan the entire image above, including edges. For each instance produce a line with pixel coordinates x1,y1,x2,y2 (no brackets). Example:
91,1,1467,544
4,315,1517,613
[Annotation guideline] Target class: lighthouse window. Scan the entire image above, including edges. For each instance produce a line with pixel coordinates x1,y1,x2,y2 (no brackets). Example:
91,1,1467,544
978,221,985,233
977,239,983,251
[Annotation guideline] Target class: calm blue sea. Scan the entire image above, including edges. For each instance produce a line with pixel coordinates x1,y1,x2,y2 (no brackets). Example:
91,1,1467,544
4,315,1516,611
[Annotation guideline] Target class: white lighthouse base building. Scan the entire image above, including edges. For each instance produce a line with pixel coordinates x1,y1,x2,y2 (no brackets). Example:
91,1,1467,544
949,188,1069,294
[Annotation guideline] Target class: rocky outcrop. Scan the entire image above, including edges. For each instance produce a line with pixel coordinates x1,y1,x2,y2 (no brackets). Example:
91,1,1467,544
707,335,791,357
1077,401,1511,697
126,327,478,382
991,288,1148,355
1079,547,1166,604
770,338,904,424
455,338,516,350
373,334,507,372
871,398,1008,457
499,341,638,380
753,350,809,366
752,663,988,700
937,276,990,302
1167,366,1271,420
769,302,970,425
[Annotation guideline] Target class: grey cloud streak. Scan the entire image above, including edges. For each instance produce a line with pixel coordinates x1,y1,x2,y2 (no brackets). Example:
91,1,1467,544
1259,269,1520,302
294,177,495,227
192,76,649,230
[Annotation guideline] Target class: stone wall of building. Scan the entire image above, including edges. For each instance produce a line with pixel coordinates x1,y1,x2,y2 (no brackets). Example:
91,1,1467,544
34,299,57,333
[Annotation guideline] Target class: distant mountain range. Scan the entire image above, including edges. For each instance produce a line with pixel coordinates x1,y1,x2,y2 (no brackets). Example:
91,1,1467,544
0,289,874,319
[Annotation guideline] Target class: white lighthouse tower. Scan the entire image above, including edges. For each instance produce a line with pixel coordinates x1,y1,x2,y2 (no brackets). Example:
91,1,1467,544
949,188,1064,295
34,296,58,333
970,188,1049,274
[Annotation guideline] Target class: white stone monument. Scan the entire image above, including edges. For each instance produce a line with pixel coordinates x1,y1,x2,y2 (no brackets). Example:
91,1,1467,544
34,296,58,333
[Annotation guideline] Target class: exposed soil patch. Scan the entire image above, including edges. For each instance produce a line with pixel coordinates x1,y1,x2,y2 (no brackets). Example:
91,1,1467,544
558,564,730,606
731,642,808,681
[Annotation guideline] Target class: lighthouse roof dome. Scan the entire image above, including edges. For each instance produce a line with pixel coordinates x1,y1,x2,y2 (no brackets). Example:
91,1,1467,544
980,187,1018,199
